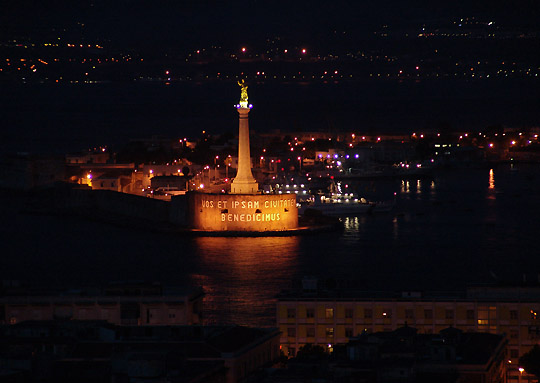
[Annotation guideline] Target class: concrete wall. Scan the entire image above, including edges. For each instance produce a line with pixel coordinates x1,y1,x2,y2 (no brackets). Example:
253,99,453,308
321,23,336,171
92,190,170,223
26,187,171,224
0,154,66,190
189,192,298,232
170,194,189,226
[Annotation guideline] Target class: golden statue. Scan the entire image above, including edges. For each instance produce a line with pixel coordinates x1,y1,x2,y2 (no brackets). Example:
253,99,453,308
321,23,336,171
238,79,248,104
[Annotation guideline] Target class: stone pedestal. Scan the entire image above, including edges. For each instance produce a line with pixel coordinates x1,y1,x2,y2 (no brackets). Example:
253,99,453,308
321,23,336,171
230,106,258,194
189,193,298,231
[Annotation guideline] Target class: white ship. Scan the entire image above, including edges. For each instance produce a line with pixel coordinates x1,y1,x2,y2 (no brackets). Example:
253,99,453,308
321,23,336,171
298,193,373,216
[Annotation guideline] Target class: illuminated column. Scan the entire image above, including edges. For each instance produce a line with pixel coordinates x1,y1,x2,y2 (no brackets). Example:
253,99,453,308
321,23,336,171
231,82,258,194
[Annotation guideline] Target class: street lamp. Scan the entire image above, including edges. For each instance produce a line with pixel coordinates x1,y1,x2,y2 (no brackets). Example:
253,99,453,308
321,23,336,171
225,155,232,179
214,156,219,181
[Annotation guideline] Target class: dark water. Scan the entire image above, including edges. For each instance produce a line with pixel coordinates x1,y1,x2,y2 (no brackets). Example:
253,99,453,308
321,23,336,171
2,164,540,326
1,79,539,154
2,79,540,325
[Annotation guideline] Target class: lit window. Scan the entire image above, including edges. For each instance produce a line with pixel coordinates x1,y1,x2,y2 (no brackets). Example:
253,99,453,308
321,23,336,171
478,306,497,333
325,308,334,319
326,327,334,337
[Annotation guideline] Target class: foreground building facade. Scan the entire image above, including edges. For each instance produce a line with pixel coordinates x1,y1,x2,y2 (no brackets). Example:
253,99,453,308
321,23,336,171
0,321,280,383
0,283,204,326
277,282,540,382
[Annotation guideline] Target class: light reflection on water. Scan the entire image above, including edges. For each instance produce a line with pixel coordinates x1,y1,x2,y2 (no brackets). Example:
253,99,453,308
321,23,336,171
189,236,300,326
187,166,540,326
400,179,436,198
488,168,496,199
342,216,361,231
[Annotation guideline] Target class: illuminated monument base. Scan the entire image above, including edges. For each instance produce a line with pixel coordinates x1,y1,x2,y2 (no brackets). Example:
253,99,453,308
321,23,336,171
189,192,298,232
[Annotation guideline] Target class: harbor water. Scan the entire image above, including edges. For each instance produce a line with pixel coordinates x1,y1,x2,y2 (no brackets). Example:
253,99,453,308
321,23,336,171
2,164,540,326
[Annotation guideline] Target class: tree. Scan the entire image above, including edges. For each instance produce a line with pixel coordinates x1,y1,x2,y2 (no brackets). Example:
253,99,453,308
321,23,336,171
519,344,540,379
295,344,327,361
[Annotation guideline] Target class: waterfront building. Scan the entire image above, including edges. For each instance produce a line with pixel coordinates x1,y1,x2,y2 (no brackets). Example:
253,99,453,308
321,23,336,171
70,162,197,194
0,282,203,326
66,150,110,164
277,280,540,382
90,171,132,192
139,161,197,189
71,162,135,191
150,175,188,191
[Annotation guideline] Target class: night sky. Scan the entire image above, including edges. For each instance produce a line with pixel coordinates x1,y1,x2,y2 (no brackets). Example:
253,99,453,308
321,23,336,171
2,0,539,48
